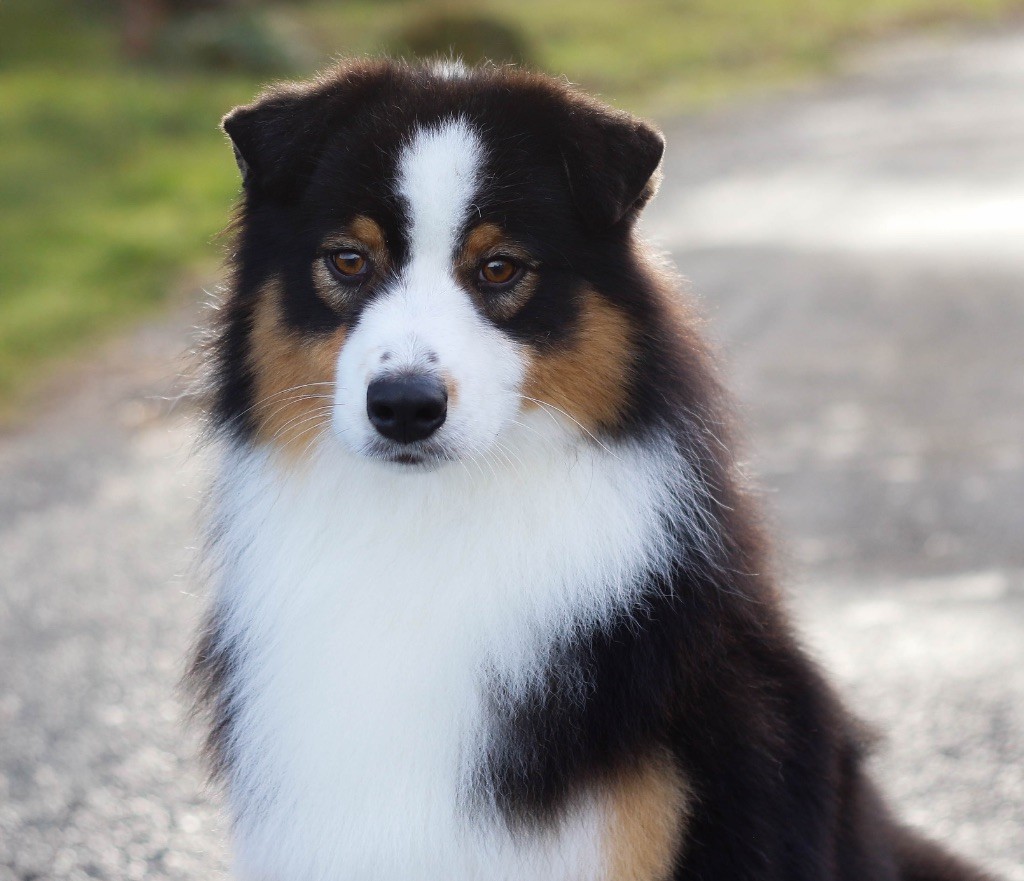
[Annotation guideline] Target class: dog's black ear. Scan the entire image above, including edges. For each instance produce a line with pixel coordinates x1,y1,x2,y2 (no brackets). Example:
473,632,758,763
559,101,665,230
222,82,336,201
223,60,396,202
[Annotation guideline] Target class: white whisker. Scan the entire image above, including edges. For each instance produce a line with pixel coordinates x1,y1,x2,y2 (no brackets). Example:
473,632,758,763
516,395,618,459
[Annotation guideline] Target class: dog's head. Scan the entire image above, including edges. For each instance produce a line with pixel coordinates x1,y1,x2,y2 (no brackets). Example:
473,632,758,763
214,59,667,468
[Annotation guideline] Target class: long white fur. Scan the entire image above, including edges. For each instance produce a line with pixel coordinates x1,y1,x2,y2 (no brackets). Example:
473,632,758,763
213,423,684,880
208,119,700,880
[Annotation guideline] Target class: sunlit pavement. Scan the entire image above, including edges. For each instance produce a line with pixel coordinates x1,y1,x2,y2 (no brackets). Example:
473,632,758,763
2,27,1022,881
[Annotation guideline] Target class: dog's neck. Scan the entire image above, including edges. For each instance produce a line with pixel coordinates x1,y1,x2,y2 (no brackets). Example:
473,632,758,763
209,413,686,654
204,413,694,880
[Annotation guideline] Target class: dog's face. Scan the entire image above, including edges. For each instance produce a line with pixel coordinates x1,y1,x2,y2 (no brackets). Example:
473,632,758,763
216,61,665,468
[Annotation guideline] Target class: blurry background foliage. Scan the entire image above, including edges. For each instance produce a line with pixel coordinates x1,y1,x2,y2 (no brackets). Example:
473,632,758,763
0,0,1020,415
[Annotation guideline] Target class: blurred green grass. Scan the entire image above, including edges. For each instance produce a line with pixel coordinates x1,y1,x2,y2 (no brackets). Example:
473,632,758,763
0,0,257,413
0,0,1019,412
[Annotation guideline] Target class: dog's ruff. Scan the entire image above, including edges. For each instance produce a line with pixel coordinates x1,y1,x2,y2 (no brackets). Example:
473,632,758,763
210,425,685,880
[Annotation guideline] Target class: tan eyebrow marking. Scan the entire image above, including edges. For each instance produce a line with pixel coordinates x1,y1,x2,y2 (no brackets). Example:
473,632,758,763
460,222,505,265
321,215,390,271
349,215,387,257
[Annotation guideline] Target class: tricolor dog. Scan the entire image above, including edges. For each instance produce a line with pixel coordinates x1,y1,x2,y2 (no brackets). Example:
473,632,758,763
190,59,994,881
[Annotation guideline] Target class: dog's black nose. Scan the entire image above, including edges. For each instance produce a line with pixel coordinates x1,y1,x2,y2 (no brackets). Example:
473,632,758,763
366,375,448,444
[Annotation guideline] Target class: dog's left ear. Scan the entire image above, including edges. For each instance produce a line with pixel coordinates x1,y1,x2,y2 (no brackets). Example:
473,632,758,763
559,101,665,230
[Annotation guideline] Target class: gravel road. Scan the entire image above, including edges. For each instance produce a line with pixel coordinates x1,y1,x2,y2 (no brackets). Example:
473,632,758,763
2,27,1022,881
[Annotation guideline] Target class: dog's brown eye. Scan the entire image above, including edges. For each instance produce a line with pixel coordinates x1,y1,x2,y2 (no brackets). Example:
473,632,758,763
479,257,520,287
327,250,369,280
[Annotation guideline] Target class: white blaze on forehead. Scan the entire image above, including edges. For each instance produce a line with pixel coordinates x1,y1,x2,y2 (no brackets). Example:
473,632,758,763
397,118,484,262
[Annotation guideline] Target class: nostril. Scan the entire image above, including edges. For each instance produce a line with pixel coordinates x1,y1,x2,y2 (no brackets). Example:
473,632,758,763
370,402,396,424
414,402,443,423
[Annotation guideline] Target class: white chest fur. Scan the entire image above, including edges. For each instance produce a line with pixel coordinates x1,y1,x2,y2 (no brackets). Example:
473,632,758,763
208,421,681,880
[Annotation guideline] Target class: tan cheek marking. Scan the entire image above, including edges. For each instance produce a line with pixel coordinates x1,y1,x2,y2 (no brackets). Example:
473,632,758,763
522,289,636,432
603,751,690,881
443,372,460,409
248,281,346,456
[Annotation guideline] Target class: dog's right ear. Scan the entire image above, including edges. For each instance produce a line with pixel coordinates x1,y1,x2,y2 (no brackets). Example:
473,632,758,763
223,63,392,203
222,83,335,202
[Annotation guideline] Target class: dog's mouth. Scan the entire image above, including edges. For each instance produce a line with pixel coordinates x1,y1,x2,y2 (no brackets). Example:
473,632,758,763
362,439,455,470
390,452,426,466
